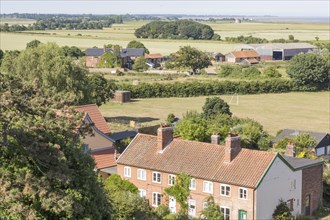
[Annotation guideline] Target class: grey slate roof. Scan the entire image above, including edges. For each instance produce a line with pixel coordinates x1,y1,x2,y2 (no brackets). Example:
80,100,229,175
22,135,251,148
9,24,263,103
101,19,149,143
241,43,316,50
273,129,329,148
85,48,112,57
109,130,137,142
282,155,323,170
120,48,144,58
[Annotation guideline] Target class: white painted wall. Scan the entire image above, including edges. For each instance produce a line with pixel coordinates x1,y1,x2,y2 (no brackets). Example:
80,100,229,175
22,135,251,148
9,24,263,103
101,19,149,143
256,157,302,219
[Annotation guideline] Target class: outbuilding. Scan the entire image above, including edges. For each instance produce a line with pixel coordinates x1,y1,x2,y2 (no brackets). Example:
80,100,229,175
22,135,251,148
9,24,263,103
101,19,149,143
240,43,316,60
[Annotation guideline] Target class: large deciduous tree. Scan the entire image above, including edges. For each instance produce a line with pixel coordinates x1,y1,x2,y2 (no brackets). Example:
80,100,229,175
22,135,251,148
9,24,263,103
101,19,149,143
132,57,148,72
173,46,212,74
287,53,329,88
127,40,149,54
0,73,111,219
1,42,114,106
202,97,232,118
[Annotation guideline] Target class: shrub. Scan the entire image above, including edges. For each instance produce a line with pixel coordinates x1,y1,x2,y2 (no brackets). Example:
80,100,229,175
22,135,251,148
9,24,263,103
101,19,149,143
242,66,261,78
272,200,293,220
264,66,282,78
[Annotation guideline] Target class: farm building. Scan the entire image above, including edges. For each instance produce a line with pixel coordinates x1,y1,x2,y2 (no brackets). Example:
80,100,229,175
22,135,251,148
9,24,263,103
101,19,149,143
240,43,316,60
225,50,260,64
145,53,164,67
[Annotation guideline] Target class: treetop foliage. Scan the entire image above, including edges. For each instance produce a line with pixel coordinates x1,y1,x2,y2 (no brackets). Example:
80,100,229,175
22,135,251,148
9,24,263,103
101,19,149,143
135,20,214,40
0,72,111,219
127,40,150,54
202,97,232,118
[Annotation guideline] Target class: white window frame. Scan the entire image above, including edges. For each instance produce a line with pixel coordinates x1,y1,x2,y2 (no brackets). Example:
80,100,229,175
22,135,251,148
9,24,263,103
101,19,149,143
203,181,213,194
152,172,161,183
137,169,146,181
168,174,176,185
220,206,230,220
239,187,248,200
220,184,231,197
124,166,131,177
138,189,146,198
189,178,196,190
152,192,161,207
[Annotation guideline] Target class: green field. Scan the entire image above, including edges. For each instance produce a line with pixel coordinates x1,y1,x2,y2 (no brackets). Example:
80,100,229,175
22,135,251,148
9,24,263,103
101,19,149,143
1,20,329,54
99,92,330,136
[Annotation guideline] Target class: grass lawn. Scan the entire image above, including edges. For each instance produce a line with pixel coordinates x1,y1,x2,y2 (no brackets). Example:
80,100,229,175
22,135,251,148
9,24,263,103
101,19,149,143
99,92,330,136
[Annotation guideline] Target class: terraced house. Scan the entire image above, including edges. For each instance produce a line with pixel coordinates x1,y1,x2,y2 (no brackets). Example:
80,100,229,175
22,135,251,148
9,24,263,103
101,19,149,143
117,126,323,219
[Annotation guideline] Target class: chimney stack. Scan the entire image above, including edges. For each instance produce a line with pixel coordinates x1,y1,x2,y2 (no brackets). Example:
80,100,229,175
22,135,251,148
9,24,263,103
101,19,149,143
211,133,220,145
157,125,173,152
224,133,241,163
285,142,296,157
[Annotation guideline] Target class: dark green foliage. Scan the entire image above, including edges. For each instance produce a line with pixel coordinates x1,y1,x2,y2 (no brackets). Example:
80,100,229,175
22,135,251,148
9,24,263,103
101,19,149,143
62,46,85,58
272,200,293,220
175,111,209,142
218,64,243,77
212,33,221,41
135,20,214,40
166,113,176,124
115,137,133,153
133,57,149,72
1,42,113,106
127,40,149,54
0,73,111,219
0,15,123,31
201,196,223,220
86,74,116,106
225,35,268,44
172,46,212,74
0,49,3,65
164,174,191,215
202,97,232,118
26,39,41,48
242,66,261,78
104,174,154,220
288,35,295,41
264,66,282,78
117,79,297,99
287,53,329,88
175,111,271,149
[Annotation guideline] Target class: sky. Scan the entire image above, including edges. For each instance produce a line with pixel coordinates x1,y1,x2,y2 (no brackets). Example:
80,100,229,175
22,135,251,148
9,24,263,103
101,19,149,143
0,1,329,17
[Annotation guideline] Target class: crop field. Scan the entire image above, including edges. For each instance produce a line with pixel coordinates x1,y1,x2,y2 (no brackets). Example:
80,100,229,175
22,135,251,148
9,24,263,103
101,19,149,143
1,20,329,53
100,92,330,136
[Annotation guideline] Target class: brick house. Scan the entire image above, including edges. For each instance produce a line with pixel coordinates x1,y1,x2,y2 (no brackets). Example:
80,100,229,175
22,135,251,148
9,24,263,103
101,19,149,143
75,104,118,178
85,48,112,68
117,126,323,219
145,53,164,67
225,50,260,64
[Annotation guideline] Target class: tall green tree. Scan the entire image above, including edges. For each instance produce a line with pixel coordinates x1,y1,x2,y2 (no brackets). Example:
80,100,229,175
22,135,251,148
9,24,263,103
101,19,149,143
127,40,149,54
132,57,148,72
26,39,41,48
86,74,116,106
173,46,212,74
287,53,329,88
1,42,99,105
202,97,232,118
201,196,223,220
0,73,111,219
0,49,4,66
104,174,154,220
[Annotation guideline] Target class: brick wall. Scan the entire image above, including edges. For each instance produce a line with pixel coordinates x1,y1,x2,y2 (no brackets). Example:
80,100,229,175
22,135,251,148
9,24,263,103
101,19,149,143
117,164,255,219
301,164,323,215
85,56,100,68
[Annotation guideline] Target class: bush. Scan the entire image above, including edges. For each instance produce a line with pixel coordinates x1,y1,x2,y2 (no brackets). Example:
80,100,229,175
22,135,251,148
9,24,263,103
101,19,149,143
272,200,293,220
264,66,282,78
117,79,297,99
242,66,261,78
218,64,242,77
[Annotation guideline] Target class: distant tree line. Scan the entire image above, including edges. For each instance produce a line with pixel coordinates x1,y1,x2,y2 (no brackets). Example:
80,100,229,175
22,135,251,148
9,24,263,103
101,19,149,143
135,20,214,40
0,15,123,31
224,35,300,44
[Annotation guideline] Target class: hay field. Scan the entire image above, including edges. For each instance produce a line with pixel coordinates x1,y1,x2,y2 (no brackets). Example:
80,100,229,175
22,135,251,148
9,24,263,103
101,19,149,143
100,92,330,136
1,20,329,53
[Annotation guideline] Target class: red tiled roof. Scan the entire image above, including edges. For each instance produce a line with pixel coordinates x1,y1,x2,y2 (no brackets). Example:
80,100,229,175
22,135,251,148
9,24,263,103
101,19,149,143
75,104,110,134
246,58,259,63
117,134,277,188
231,50,260,58
91,148,118,169
145,53,163,59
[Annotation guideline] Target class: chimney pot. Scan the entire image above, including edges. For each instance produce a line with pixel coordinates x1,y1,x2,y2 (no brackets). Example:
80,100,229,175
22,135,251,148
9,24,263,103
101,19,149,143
211,133,220,145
